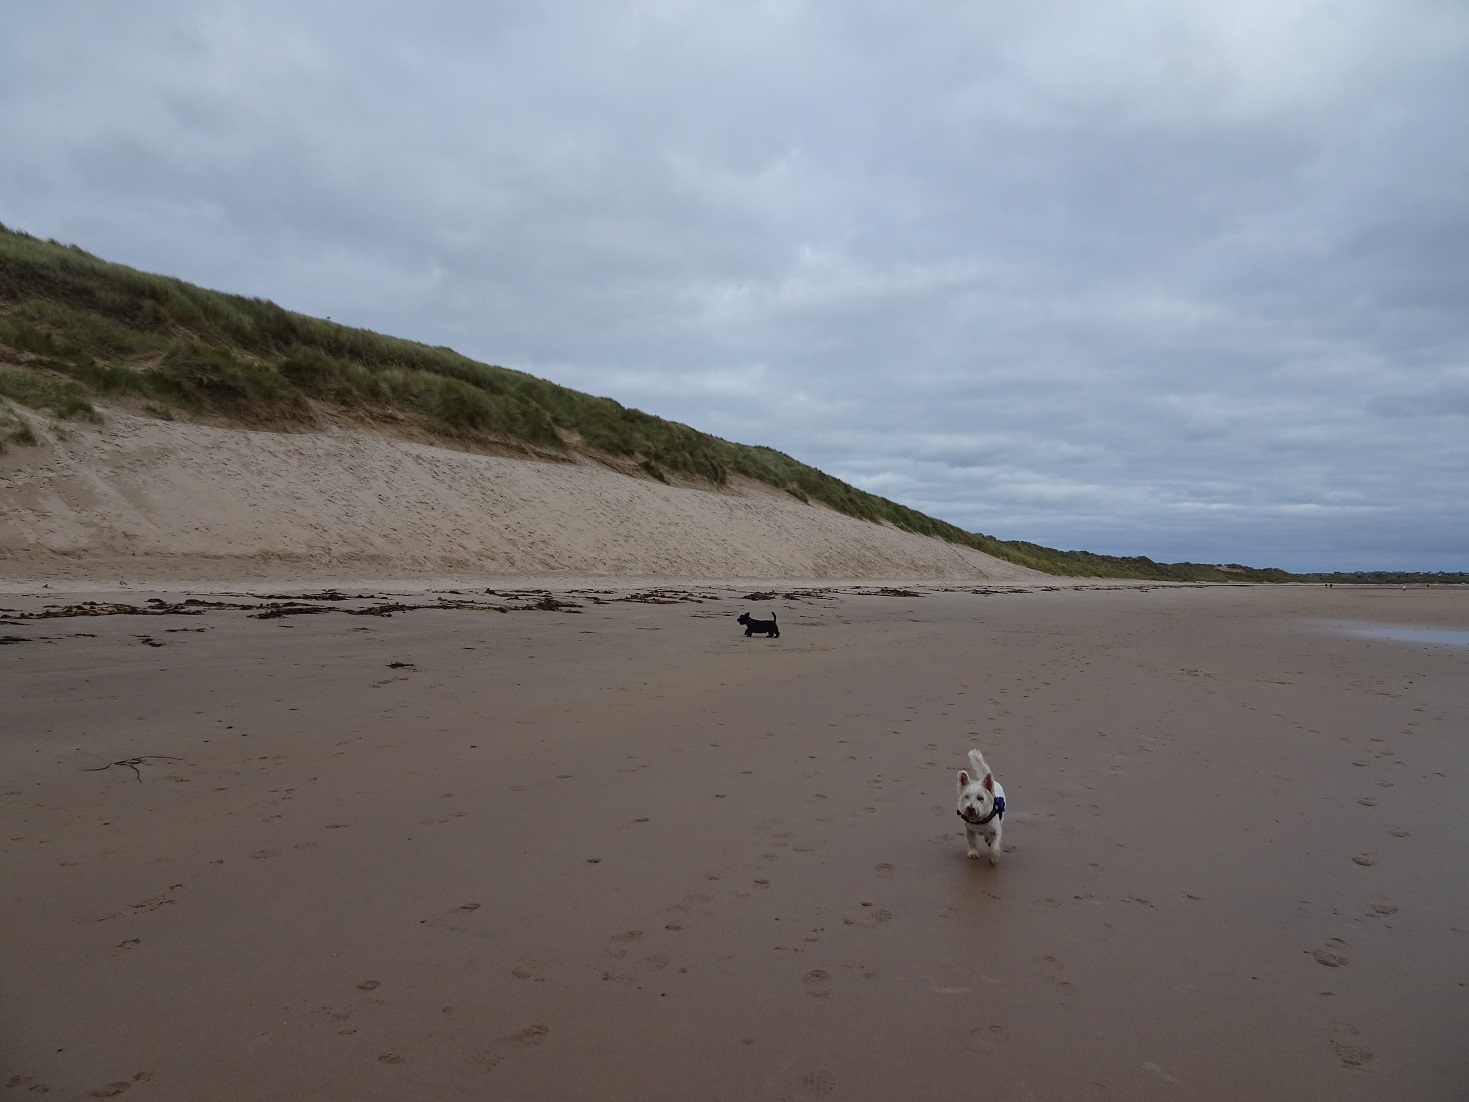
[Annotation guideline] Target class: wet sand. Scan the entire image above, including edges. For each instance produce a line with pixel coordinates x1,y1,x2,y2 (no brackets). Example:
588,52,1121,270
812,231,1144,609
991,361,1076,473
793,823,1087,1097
2,582,1466,1100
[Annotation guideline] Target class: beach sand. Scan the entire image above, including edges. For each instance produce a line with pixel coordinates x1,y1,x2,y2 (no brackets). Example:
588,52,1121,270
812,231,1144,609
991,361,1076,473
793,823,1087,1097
2,581,1466,1100
0,410,1040,585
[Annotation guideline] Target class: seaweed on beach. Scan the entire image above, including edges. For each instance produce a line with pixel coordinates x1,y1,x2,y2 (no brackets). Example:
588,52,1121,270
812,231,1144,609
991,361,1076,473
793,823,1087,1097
9,593,590,622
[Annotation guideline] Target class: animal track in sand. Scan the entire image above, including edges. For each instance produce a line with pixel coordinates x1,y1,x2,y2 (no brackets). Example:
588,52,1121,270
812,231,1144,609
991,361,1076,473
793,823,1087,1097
1352,853,1378,867
1312,938,1350,967
1387,827,1410,837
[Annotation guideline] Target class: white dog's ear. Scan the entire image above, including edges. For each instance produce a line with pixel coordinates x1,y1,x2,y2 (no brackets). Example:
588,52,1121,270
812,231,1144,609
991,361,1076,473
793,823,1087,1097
982,773,994,792
957,770,972,789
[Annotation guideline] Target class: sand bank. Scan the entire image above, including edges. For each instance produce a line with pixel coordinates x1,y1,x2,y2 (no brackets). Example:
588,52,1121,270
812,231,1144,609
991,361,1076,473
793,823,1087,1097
0,409,1041,584
2,582,1466,1099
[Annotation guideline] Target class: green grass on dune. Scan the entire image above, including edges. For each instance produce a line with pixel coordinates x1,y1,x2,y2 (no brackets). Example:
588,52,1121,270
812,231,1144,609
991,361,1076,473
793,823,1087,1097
2,222,1460,584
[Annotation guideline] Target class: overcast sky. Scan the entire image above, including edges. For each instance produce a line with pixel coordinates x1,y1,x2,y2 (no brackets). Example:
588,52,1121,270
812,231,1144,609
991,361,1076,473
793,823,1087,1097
3,1,1466,570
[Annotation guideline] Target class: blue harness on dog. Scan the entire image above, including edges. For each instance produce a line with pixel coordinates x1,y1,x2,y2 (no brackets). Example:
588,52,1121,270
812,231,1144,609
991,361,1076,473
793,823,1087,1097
958,794,1005,826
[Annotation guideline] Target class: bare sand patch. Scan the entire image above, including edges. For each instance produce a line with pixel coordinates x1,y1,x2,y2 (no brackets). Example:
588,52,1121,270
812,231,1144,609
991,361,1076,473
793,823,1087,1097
0,410,1041,584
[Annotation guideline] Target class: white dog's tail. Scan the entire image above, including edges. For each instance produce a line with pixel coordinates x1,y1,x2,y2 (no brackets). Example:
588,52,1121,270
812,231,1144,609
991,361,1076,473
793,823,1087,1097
967,748,990,779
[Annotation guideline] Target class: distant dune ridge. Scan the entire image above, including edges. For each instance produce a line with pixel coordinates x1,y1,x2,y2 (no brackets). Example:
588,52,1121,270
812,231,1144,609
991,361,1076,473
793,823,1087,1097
0,405,1044,583
9,226,1459,585
7,223,1346,584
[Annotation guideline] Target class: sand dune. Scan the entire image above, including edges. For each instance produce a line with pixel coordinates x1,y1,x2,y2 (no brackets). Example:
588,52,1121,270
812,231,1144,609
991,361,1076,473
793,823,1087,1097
0,407,1041,584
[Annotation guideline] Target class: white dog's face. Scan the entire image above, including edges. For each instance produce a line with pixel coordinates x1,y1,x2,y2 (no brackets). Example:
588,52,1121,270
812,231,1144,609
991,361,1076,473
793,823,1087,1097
956,769,996,824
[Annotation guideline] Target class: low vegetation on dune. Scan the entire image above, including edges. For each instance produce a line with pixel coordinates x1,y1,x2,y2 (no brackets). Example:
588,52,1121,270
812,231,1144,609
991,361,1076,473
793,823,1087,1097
0,224,1460,584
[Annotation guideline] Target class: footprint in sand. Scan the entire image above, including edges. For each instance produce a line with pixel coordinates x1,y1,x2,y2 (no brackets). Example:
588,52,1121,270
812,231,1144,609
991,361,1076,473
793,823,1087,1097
798,1069,836,1096
1327,1022,1373,1067
376,1053,406,1065
803,970,831,999
508,1024,550,1049
1368,898,1399,916
1352,853,1378,867
842,903,893,929
970,1023,1009,1053
88,1075,151,1099
1312,937,1350,967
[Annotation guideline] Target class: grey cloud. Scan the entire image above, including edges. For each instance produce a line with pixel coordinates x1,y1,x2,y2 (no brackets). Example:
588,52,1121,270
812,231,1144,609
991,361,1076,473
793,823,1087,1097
2,0,1466,570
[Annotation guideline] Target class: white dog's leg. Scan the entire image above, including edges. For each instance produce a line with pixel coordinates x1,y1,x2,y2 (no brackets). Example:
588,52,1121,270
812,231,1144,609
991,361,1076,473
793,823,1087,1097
965,825,982,859
986,824,1002,865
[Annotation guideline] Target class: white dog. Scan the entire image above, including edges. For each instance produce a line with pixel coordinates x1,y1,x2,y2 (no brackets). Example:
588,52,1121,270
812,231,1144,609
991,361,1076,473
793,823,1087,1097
956,748,1006,864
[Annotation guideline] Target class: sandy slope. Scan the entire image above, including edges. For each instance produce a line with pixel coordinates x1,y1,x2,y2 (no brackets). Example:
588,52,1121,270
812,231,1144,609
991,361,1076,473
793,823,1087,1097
0,406,1041,584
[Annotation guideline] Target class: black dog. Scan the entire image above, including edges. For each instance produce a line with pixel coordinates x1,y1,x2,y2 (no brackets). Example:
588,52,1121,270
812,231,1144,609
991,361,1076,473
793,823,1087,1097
737,610,779,638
